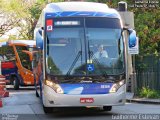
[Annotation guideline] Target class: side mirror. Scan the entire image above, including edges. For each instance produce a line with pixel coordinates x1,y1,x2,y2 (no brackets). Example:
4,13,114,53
128,29,137,48
38,29,42,36
35,28,43,50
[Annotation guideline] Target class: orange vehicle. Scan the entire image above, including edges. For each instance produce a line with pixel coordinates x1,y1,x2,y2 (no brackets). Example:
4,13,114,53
0,40,38,90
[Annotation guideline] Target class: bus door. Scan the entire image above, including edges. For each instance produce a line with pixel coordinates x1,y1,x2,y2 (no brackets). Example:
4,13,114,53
14,45,33,85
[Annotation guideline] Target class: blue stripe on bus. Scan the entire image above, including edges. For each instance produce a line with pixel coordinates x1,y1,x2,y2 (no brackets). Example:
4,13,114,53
60,83,113,95
45,11,120,18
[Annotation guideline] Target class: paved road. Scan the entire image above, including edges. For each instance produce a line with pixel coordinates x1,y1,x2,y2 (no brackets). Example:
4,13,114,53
0,87,160,120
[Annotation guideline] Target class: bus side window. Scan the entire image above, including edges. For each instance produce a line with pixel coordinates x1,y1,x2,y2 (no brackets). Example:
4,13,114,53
0,46,15,62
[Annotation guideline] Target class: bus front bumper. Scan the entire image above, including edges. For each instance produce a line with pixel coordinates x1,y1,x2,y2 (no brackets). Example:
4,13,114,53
42,84,126,107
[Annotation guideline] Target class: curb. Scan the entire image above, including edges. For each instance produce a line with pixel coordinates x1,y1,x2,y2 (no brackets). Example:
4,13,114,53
126,99,160,105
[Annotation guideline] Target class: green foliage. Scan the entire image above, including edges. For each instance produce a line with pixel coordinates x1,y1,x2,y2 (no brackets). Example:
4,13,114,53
1,0,31,18
134,11,160,55
135,54,160,71
29,3,43,20
0,0,34,39
87,0,107,3
138,87,160,98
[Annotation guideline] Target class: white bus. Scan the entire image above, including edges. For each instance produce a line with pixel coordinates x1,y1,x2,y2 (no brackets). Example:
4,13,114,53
34,2,137,113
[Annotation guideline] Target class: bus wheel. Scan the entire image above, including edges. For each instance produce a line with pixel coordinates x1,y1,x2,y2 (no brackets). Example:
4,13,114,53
34,80,39,97
13,77,19,90
103,106,112,111
43,106,53,113
36,90,39,97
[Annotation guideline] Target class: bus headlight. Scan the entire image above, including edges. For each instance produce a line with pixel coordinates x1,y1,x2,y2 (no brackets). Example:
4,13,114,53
109,80,125,93
44,80,64,94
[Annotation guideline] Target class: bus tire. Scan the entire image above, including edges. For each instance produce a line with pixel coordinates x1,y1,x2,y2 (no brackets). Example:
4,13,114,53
103,106,112,111
36,90,39,97
13,77,19,90
34,78,39,97
43,106,53,113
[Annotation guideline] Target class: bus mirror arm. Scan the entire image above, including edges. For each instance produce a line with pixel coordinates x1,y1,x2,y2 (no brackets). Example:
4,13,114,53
122,27,136,36
122,26,128,31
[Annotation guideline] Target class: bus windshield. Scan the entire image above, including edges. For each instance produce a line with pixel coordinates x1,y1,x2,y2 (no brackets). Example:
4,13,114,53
46,17,125,76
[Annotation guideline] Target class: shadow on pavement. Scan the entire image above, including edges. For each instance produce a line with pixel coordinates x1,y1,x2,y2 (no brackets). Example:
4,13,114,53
6,85,36,91
41,107,114,118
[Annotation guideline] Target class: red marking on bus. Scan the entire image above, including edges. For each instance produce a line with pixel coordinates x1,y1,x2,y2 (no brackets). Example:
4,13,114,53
80,98,94,103
46,19,53,31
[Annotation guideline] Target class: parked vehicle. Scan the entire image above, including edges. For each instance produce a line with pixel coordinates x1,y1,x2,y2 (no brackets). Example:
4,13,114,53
0,40,38,90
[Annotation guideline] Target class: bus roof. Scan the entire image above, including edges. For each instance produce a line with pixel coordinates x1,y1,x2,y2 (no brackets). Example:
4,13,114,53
0,40,36,47
44,2,120,19
10,40,36,46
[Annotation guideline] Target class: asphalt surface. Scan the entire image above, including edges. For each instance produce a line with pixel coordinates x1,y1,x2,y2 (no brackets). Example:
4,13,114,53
0,86,160,120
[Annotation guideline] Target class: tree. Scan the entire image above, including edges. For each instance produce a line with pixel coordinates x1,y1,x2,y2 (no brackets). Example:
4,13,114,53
0,0,33,39
105,0,160,55
0,0,65,40
0,10,20,38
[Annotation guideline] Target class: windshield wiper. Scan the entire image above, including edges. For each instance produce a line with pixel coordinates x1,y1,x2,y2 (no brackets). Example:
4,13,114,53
66,51,82,76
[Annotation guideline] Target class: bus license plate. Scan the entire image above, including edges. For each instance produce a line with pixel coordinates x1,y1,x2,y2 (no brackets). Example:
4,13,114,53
80,98,94,103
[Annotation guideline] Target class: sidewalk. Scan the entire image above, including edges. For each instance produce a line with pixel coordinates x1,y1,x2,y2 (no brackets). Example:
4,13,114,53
0,90,44,114
126,92,160,104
